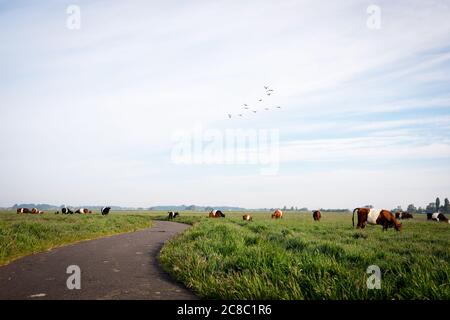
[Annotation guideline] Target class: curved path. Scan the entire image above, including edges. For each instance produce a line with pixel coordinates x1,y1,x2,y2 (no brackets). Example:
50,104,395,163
0,221,197,300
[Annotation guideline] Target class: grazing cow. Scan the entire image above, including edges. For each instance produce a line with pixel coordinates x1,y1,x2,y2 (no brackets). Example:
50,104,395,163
61,208,74,215
243,214,252,221
401,212,413,219
271,209,283,219
101,207,111,215
168,211,179,220
55,211,60,214
431,212,450,223
16,208,31,214
312,210,321,221
352,208,402,231
75,208,92,214
209,210,225,218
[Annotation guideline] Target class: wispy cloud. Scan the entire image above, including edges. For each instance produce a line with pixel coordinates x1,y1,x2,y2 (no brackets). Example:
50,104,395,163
1,0,450,208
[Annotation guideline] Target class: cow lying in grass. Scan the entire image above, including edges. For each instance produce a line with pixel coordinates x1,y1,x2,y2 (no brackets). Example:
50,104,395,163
430,212,450,223
75,208,92,214
61,208,74,214
31,208,44,214
242,214,252,221
168,211,179,220
17,208,31,214
272,209,283,219
395,211,413,219
101,207,111,215
209,210,225,218
353,208,402,231
313,210,321,221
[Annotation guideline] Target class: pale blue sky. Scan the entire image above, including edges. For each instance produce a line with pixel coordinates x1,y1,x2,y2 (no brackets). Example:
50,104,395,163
1,0,450,209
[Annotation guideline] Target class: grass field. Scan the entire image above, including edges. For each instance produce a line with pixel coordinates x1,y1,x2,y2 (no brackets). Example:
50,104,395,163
0,211,153,266
1,210,449,299
159,211,450,300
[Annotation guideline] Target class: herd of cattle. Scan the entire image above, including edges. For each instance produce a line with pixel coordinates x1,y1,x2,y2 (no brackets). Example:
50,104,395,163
15,206,449,232
167,208,449,232
16,207,112,215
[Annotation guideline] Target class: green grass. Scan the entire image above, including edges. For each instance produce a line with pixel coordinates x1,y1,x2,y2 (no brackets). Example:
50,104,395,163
159,211,450,300
0,211,153,266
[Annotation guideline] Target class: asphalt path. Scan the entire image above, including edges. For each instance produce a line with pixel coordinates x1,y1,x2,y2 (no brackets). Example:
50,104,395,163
0,221,197,300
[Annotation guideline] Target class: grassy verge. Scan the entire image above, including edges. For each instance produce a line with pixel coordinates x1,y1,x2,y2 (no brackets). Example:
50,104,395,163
0,211,153,266
159,212,450,299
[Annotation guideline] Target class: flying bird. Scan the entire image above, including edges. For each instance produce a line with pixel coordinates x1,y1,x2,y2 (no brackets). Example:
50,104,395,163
238,114,243,117
265,108,269,111
276,106,281,109
228,114,232,119
264,86,270,90
243,106,250,109
259,99,263,102
267,93,271,96
252,110,257,113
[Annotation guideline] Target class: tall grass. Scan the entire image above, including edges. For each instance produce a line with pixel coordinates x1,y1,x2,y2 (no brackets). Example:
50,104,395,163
0,212,153,266
159,212,450,299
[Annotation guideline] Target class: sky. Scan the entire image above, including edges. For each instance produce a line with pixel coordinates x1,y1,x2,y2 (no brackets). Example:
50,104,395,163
1,0,450,209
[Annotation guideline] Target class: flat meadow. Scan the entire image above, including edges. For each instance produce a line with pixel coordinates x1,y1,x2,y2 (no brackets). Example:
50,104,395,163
158,211,450,300
1,210,449,299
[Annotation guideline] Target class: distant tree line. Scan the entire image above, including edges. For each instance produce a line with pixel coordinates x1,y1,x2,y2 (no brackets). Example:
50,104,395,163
392,197,450,214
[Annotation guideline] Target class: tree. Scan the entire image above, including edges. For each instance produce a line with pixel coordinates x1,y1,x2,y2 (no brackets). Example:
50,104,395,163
444,198,450,214
436,198,440,213
426,203,436,214
407,204,417,213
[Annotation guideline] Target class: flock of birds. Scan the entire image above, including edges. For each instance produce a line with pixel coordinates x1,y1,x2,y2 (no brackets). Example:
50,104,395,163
227,85,282,119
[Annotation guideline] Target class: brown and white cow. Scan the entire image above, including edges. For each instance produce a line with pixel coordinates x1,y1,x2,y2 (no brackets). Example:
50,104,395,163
209,210,225,218
16,208,31,214
352,208,402,231
271,209,283,219
243,214,252,221
75,208,92,214
312,210,321,221
431,212,450,223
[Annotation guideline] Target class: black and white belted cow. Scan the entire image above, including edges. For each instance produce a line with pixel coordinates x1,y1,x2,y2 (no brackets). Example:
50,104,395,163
101,207,111,215
430,212,450,223
168,211,179,220
62,208,74,214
